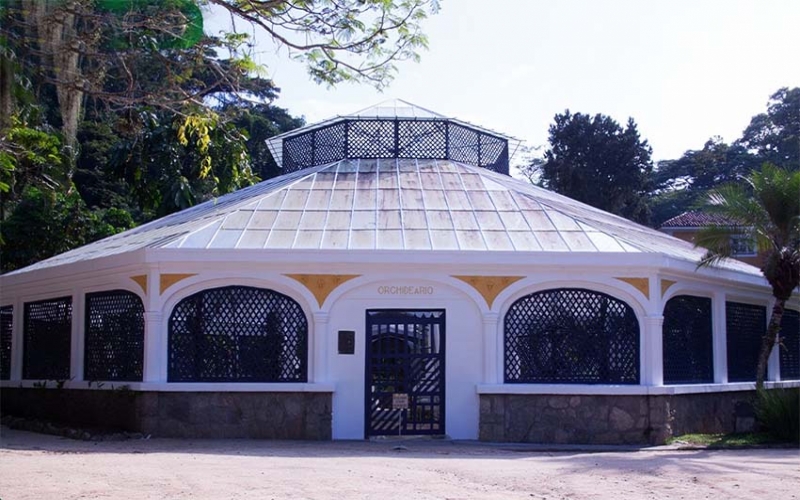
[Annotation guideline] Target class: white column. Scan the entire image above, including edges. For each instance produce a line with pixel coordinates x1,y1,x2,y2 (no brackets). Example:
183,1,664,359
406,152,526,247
642,315,664,386
713,291,728,384
314,311,329,383
142,311,163,382
10,298,23,380
70,289,84,382
483,312,499,384
767,299,780,382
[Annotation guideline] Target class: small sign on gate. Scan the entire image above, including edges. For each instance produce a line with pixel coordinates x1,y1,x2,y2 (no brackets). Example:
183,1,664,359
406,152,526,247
392,393,409,410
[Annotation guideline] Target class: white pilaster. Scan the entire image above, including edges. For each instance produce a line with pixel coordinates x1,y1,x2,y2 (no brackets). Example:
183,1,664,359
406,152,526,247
483,312,499,383
642,315,664,386
713,291,728,384
142,311,164,382
70,289,84,381
10,298,23,380
314,311,329,383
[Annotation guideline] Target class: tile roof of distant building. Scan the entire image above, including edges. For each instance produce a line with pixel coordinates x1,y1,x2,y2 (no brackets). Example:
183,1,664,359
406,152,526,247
660,211,739,229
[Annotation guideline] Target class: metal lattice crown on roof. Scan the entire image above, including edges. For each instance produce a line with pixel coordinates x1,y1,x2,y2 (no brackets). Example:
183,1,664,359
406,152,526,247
266,99,519,175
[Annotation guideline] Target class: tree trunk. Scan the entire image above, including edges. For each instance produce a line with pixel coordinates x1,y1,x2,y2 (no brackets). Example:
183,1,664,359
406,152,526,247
756,299,786,390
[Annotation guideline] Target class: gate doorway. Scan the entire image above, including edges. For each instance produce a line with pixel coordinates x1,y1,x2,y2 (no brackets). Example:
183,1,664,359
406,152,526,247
365,309,446,437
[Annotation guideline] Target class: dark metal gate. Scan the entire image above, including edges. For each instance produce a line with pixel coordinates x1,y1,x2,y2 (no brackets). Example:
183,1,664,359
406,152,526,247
365,309,445,437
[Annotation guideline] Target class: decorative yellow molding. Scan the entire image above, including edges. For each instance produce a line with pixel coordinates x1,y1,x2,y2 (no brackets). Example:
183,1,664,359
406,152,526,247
130,275,148,295
661,279,678,297
614,277,650,299
159,273,197,294
285,274,361,307
452,275,524,308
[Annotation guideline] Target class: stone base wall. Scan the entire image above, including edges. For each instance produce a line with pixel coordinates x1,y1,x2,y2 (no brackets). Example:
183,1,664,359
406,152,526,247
0,389,332,440
479,391,757,445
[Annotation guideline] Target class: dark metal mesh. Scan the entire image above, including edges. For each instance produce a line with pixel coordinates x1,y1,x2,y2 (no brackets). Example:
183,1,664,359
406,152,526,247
504,288,640,384
23,297,72,380
663,295,714,384
280,119,510,175
779,308,800,380
84,290,145,382
0,305,12,380
726,301,766,382
168,285,308,382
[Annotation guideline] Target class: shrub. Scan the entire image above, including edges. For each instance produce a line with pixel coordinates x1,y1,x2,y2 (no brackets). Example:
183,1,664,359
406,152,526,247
755,388,800,444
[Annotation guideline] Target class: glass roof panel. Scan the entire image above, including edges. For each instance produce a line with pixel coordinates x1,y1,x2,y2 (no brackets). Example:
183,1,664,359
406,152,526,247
455,230,487,250
180,220,221,248
321,230,349,249
460,173,484,190
378,189,401,209
560,231,597,252
427,210,454,230
475,211,504,230
265,229,296,248
422,190,448,210
378,209,402,229
403,210,428,229
313,172,338,189
468,191,495,210
483,231,514,251
439,173,462,190
353,188,377,210
404,229,432,250
523,211,556,231
377,229,403,249
350,229,376,249
497,212,527,231
377,169,398,188
489,191,517,211
419,171,443,189
430,230,460,250
512,192,544,211
256,191,286,210
546,210,582,231
326,211,352,230
400,189,425,210
334,172,357,190
451,211,479,230
238,230,269,249
249,211,277,230
586,231,626,252
508,231,542,251
352,210,376,229
444,191,471,210
208,229,243,248
221,210,253,230
536,231,570,251
282,189,310,210
306,189,332,208
399,172,422,189
272,211,302,230
294,230,323,248
329,190,355,210
299,211,328,230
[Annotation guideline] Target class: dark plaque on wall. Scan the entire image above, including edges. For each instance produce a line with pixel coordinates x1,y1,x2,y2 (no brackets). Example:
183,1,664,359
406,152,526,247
338,330,355,355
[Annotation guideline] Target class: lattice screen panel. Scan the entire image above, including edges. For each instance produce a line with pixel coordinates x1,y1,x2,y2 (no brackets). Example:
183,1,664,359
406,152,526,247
662,295,713,384
84,290,145,382
168,286,307,382
0,306,12,380
779,309,800,380
23,297,72,380
504,288,640,384
279,119,510,174
726,301,766,382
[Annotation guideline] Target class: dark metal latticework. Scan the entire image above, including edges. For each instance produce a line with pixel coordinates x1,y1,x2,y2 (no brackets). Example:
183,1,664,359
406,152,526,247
84,290,145,382
365,310,445,437
168,286,308,382
0,306,12,380
23,297,72,380
778,309,800,380
282,119,509,175
663,295,714,384
726,301,766,382
504,289,640,384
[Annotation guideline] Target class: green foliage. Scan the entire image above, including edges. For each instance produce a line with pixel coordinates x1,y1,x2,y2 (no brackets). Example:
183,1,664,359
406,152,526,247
539,111,654,223
738,87,800,171
755,388,800,444
667,432,783,447
0,187,134,272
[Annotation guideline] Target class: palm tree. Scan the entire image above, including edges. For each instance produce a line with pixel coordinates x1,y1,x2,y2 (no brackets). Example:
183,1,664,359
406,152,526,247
695,163,800,390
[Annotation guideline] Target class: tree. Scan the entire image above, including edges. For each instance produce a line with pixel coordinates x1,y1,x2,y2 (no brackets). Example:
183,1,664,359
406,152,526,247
737,87,800,171
538,111,654,224
695,164,800,389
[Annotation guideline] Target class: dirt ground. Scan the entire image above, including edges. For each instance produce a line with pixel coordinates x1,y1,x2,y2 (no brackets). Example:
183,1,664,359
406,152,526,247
1,427,798,500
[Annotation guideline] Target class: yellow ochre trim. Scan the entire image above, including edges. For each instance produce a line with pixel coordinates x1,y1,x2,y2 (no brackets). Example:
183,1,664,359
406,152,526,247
661,279,678,297
130,275,148,295
159,273,197,294
452,276,524,308
285,274,361,307
614,277,650,299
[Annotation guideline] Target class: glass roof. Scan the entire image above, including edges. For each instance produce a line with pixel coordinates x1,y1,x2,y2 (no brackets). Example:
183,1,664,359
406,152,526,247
6,158,761,277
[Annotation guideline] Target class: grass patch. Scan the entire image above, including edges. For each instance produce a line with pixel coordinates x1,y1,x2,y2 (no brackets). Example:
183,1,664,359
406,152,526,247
667,432,788,448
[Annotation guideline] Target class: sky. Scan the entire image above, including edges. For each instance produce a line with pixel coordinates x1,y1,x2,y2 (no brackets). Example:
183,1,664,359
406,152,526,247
207,0,800,164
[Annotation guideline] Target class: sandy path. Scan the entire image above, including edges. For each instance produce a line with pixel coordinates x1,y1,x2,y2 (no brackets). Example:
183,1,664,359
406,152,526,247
1,427,798,500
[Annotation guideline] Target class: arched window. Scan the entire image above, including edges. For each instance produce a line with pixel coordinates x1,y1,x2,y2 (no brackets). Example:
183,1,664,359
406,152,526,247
504,288,640,384
84,290,145,382
662,295,713,384
168,286,308,382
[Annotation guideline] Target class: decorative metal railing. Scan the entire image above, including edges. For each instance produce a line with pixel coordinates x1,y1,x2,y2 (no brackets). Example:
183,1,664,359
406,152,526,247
84,290,145,382
726,301,766,382
23,297,72,380
663,295,714,384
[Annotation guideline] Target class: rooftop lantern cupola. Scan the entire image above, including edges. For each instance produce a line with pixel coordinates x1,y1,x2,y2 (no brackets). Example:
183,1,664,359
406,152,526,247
266,99,520,175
